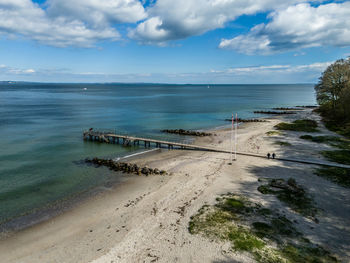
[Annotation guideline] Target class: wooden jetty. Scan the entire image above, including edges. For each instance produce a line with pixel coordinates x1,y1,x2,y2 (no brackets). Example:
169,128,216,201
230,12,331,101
83,130,216,151
83,130,350,169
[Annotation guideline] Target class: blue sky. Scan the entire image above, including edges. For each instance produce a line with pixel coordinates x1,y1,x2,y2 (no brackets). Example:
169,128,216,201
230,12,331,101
0,0,349,84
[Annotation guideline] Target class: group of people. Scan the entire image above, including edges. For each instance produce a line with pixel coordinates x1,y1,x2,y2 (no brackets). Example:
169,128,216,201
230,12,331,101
267,152,276,159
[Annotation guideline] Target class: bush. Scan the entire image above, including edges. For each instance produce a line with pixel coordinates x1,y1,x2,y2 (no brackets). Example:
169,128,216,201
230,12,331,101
275,119,318,132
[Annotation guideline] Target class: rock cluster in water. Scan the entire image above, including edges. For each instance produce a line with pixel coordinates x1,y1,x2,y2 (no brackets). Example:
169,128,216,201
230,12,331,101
295,105,318,108
254,111,295,115
162,129,212,136
86,158,167,176
272,107,302,111
225,118,267,123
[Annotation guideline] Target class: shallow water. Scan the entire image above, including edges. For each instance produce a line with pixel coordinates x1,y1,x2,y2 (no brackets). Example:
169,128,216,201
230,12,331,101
0,82,316,224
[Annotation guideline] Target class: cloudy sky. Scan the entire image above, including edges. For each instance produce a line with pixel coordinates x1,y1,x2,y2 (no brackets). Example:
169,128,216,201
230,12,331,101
0,0,349,83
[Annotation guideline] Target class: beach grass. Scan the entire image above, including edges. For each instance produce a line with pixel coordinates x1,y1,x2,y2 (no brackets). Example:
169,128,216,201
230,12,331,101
266,131,282,136
274,141,291,146
315,167,350,188
257,178,318,220
321,150,350,165
300,135,350,148
275,119,318,132
188,194,337,263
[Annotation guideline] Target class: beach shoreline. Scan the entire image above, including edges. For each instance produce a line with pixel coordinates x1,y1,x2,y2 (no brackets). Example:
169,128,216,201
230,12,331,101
1,108,349,262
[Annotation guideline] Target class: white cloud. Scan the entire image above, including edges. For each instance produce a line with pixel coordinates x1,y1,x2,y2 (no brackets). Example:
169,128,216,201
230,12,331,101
129,0,322,44
47,0,147,26
0,61,330,83
219,2,350,54
217,62,332,75
0,64,37,74
0,0,146,47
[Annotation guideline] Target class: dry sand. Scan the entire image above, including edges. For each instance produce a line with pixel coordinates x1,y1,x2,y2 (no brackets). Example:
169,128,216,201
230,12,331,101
0,109,349,263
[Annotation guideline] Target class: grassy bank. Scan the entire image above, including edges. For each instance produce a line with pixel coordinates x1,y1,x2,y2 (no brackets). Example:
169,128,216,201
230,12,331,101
315,167,350,188
275,119,318,132
189,193,337,263
257,178,318,220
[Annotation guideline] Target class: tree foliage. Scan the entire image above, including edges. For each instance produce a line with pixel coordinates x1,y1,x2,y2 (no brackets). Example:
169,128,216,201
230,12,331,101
315,58,350,136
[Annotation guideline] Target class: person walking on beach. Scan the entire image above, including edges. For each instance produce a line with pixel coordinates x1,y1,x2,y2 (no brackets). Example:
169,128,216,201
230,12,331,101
267,153,271,159
272,153,276,159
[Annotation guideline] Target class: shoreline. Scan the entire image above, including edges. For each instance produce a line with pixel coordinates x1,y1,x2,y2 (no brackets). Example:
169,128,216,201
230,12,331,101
0,148,164,237
1,109,349,262
0,123,230,235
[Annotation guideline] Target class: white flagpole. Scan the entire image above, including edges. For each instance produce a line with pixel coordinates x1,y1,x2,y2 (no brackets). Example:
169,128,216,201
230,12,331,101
235,113,238,160
230,113,233,164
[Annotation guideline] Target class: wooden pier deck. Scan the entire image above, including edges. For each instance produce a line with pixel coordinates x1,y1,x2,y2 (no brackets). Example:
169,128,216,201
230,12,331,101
83,130,350,169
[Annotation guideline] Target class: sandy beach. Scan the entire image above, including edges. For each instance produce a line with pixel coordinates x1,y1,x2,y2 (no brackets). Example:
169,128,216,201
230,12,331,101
0,109,349,263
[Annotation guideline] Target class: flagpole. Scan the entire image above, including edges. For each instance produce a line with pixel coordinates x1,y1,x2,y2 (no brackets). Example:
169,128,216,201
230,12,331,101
230,113,233,164
235,113,238,160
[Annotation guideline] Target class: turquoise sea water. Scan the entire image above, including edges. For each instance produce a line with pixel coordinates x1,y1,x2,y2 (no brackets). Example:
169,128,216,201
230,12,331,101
0,83,316,226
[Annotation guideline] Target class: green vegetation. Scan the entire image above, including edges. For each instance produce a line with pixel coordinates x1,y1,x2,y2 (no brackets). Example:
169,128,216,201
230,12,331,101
300,135,337,143
315,167,350,188
315,58,350,137
275,119,318,132
300,134,313,140
228,226,265,251
188,194,337,263
321,150,350,165
257,178,318,220
266,130,282,136
298,132,350,187
299,135,350,148
274,141,291,146
282,244,338,263
299,133,350,167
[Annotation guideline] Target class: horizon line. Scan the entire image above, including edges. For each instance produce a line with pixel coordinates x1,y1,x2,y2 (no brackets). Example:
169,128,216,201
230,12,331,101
0,81,316,86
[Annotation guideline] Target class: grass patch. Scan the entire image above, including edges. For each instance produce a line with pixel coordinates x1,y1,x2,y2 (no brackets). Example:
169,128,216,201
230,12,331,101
188,194,337,262
275,119,318,132
300,135,350,148
321,150,350,165
228,226,265,251
315,167,350,188
252,216,300,242
274,141,291,146
282,243,338,263
266,131,282,136
252,222,274,238
257,178,318,220
216,196,253,215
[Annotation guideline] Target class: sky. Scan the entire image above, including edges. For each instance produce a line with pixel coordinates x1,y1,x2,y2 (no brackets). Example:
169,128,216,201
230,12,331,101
0,0,350,84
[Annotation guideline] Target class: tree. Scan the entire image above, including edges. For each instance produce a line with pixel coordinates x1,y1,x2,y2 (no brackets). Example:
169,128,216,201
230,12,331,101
315,58,350,118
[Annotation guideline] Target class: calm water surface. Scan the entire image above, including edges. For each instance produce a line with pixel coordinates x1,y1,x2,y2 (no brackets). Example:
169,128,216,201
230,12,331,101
0,83,316,224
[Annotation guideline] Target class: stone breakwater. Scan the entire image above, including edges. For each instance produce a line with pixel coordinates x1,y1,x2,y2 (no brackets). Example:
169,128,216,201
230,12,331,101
85,158,167,176
254,111,295,115
272,107,303,111
161,129,212,136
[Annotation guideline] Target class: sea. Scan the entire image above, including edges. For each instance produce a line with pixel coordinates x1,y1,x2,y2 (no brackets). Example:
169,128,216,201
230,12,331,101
0,82,316,228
